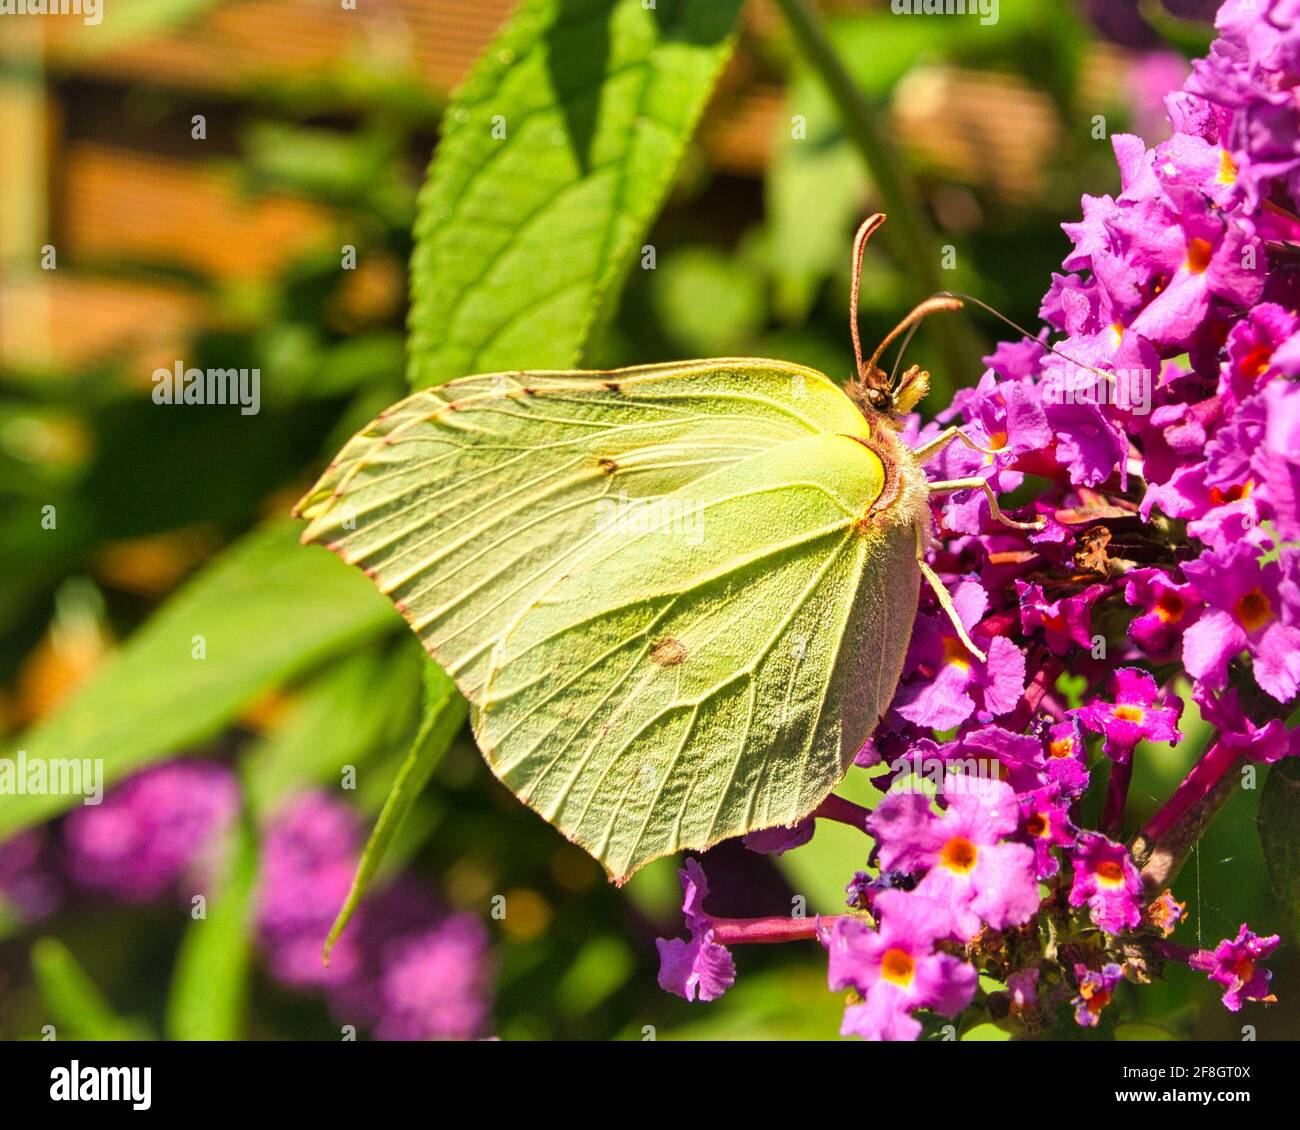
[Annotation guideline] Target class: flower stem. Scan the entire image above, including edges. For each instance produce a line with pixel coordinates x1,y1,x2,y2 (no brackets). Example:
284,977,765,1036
1100,756,1133,837
711,914,843,945
1151,937,1196,965
1140,737,1238,844
814,792,871,830
771,0,982,387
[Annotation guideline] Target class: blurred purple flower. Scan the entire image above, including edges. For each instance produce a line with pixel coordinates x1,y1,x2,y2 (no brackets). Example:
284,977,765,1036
257,791,494,1039
0,829,61,923
63,760,239,904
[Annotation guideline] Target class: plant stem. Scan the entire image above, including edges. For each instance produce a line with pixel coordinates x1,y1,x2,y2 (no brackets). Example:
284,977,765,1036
814,792,871,830
1101,755,1133,837
772,0,982,385
711,914,842,945
1141,738,1239,845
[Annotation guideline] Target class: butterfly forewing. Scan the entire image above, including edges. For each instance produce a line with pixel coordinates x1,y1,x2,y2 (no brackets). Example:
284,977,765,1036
295,360,871,700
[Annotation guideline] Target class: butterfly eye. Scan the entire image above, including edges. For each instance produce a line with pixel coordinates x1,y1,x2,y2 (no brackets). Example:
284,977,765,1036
865,387,893,413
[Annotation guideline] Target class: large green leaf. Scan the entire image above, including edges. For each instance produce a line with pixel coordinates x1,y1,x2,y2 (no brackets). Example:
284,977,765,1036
0,522,398,838
165,820,259,1041
324,661,468,958
407,0,744,389
1259,757,1300,935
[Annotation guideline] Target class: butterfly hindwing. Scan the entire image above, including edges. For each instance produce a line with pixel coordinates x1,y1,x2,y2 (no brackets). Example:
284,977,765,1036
473,432,919,879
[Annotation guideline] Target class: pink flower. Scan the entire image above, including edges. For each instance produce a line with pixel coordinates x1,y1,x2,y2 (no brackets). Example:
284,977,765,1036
1068,833,1144,934
868,778,1040,941
822,890,976,1041
1124,567,1202,659
1016,580,1111,656
1189,924,1280,1011
1183,542,1300,702
1073,962,1125,1028
1195,684,1300,763
655,859,735,1003
1073,667,1183,763
1019,787,1076,880
892,581,1026,731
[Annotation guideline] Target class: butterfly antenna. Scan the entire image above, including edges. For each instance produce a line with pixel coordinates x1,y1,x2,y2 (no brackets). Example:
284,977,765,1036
849,213,887,379
866,294,965,374
887,319,923,388
936,290,1118,388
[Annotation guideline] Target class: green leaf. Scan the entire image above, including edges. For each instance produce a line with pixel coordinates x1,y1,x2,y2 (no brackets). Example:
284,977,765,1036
1259,757,1300,934
243,641,425,821
323,661,468,959
0,522,397,839
407,0,744,388
31,938,152,1041
165,821,259,1041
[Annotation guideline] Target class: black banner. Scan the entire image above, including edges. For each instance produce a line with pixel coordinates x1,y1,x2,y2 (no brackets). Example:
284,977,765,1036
0,1038,1288,1115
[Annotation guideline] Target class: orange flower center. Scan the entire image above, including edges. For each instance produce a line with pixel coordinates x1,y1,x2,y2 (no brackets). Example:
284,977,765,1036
1083,987,1113,1015
1186,237,1214,274
1026,812,1050,838
942,635,972,672
1049,737,1076,760
1209,480,1253,506
1114,704,1145,723
1233,957,1256,983
880,947,916,987
1217,149,1238,185
1236,587,1274,632
940,836,979,874
1095,860,1126,887
1154,591,1185,624
1238,345,1272,379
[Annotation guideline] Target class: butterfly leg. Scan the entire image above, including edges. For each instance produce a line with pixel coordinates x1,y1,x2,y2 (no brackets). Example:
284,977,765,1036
926,476,1044,530
913,523,988,664
909,425,1002,463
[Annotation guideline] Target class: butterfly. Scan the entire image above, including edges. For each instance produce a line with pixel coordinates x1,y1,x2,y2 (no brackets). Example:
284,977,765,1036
294,214,1039,882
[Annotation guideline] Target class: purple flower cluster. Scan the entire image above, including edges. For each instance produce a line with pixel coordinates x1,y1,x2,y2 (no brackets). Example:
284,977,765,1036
61,761,239,904
0,761,493,1041
656,0,1295,1038
257,791,493,1041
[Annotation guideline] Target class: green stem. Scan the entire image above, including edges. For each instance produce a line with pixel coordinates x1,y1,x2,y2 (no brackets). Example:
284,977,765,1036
772,0,982,386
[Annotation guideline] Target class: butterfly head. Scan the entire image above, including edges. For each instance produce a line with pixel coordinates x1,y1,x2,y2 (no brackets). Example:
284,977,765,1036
850,360,932,422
